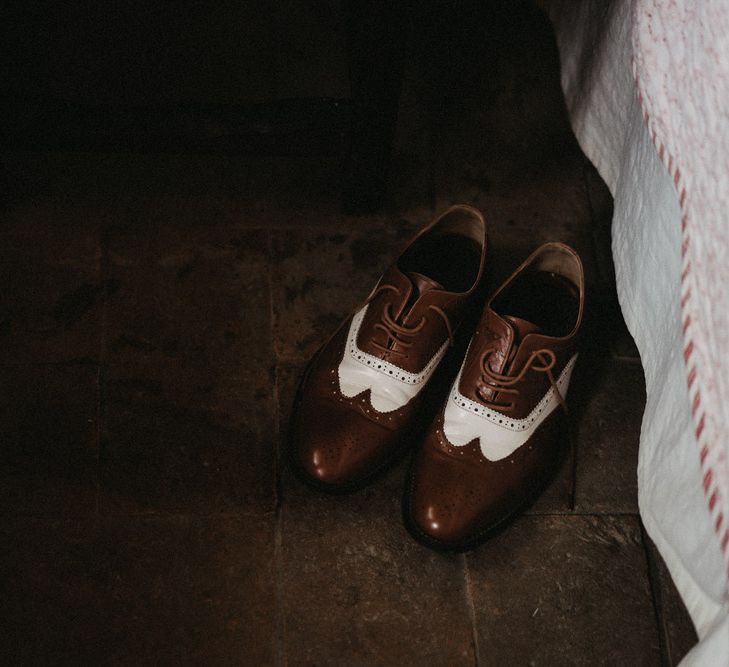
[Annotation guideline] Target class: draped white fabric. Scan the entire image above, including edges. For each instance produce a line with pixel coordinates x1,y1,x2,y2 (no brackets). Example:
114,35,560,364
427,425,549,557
549,2,729,663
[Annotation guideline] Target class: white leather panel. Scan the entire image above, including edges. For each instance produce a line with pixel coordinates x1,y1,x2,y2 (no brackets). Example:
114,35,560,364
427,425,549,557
337,305,448,413
443,354,578,460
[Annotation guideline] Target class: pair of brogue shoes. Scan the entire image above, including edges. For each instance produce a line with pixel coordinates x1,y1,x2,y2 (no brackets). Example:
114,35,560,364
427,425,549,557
289,205,584,552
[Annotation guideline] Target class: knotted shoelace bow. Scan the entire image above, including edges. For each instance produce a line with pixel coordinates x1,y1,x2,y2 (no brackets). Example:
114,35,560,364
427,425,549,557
477,345,567,412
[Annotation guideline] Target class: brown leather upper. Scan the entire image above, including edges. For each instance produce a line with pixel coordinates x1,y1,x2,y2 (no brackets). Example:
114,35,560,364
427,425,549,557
407,409,567,545
457,310,580,419
290,205,488,490
356,264,470,372
406,242,585,547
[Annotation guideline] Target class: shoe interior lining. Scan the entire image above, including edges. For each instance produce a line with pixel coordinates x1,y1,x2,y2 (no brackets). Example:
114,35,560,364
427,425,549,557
493,269,580,338
398,233,482,293
397,208,484,293
433,208,485,245
530,246,582,287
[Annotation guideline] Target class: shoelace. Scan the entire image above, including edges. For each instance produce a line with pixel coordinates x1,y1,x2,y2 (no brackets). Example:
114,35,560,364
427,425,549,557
477,346,567,412
365,284,454,358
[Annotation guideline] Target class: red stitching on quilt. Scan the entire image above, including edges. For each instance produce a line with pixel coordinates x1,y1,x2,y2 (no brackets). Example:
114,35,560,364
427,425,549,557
681,262,691,282
696,413,706,440
634,44,729,586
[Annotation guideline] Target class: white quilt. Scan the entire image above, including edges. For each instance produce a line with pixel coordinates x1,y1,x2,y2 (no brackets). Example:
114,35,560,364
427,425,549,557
549,2,729,663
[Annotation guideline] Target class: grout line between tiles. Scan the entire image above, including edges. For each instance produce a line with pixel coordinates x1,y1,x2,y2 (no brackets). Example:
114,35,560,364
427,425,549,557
2,508,641,521
0,359,102,368
274,509,286,667
93,363,102,517
40,509,278,520
268,230,288,667
523,510,639,517
0,508,641,521
568,417,578,511
95,222,111,518
610,353,643,364
462,554,481,667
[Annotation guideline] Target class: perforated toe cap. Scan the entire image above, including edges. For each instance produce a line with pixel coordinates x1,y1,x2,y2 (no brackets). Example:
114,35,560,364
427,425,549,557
292,396,396,489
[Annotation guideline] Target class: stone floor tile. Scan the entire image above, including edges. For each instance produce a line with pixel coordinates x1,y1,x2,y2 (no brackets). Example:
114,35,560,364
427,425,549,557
525,447,574,515
226,155,363,229
101,225,276,514
99,155,348,230
270,220,420,364
0,201,103,364
573,357,645,513
280,482,475,666
100,391,275,516
525,332,625,516
3,151,350,229
454,171,601,291
2,151,242,205
0,364,99,516
0,199,102,264
0,261,103,364
644,537,698,666
466,515,660,666
103,225,272,422
0,513,275,666
437,163,592,250
276,363,305,443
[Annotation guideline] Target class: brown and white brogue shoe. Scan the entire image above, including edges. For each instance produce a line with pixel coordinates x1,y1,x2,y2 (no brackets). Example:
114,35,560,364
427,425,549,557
404,242,584,550
289,205,488,492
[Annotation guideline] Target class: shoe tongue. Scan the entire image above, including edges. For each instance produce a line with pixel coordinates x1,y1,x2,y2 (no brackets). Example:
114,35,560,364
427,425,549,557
406,271,443,297
503,315,541,345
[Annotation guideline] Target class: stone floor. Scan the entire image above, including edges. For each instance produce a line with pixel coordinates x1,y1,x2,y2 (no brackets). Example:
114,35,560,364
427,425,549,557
0,4,698,667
